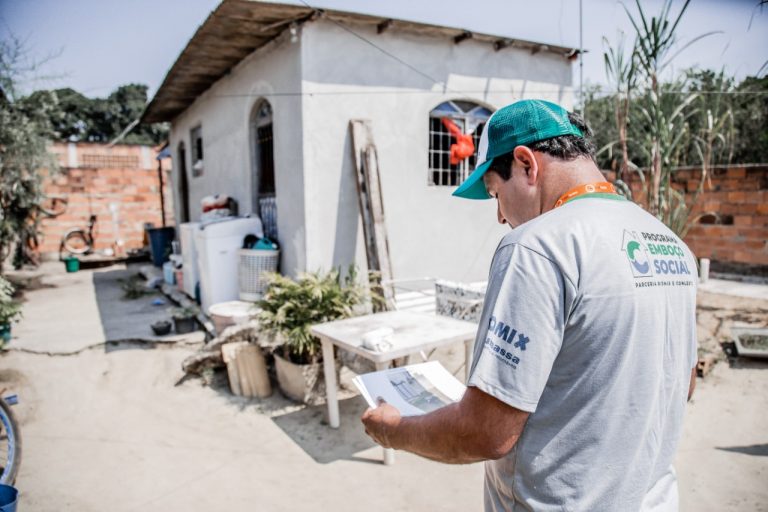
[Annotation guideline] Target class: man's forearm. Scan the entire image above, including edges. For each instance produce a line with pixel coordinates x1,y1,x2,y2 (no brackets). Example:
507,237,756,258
389,402,492,464
388,390,526,464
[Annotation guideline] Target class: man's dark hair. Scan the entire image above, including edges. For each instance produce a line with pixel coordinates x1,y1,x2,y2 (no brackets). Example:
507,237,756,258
487,112,596,180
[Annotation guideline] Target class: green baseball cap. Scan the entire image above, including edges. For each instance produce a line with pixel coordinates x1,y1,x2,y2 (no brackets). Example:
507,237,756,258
452,99,583,199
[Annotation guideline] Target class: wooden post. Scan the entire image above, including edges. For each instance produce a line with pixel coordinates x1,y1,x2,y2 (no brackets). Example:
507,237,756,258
221,342,271,398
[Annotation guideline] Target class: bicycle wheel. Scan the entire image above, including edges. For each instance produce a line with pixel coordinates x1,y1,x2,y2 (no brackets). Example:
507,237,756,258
0,398,21,485
62,229,90,255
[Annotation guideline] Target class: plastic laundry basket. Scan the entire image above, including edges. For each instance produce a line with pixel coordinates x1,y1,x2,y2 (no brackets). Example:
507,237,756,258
238,248,279,301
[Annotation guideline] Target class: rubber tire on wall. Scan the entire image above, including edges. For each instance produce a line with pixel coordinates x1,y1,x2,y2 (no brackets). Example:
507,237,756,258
62,230,90,255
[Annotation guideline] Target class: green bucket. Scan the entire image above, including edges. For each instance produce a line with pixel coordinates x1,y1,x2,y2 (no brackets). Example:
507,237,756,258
63,257,80,273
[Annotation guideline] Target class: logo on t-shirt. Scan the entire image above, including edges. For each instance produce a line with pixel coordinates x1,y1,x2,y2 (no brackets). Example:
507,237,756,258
482,316,529,368
622,230,693,283
622,230,653,278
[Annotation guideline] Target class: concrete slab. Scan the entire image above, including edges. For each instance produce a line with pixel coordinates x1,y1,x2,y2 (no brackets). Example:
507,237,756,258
3,347,484,512
676,358,768,511
699,278,768,301
8,262,203,354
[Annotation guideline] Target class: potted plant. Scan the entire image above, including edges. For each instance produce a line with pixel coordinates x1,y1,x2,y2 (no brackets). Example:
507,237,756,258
0,276,22,345
257,267,364,404
171,306,199,334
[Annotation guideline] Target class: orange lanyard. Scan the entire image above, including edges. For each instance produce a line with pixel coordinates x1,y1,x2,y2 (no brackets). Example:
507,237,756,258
553,182,618,209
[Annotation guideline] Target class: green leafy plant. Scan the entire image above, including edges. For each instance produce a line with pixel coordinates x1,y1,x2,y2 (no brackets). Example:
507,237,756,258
624,0,718,217
594,0,731,237
603,31,638,185
0,276,22,325
257,267,365,365
171,305,199,319
118,274,153,300
1,36,59,270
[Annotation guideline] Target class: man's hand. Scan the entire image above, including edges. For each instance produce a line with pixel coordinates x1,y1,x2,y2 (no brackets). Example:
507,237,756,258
361,398,402,449
359,387,529,464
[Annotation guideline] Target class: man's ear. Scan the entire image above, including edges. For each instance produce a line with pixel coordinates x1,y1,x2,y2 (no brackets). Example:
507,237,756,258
512,146,539,185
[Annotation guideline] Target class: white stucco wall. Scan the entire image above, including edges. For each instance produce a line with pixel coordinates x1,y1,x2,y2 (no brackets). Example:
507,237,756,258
168,17,575,283
299,20,575,283
168,32,307,276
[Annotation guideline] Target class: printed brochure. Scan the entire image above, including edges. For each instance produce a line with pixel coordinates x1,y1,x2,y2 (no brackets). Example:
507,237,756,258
352,361,466,416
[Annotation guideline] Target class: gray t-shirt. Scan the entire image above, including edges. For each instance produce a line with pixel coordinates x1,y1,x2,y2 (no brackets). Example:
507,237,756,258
467,195,698,511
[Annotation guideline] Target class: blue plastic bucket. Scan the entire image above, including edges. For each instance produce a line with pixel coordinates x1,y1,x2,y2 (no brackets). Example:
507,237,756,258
0,484,18,512
147,227,176,267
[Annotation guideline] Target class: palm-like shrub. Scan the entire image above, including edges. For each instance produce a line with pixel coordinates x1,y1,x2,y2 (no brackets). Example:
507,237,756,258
0,276,22,325
257,268,364,364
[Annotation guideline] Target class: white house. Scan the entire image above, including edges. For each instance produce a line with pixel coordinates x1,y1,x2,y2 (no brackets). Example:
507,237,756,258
143,0,578,283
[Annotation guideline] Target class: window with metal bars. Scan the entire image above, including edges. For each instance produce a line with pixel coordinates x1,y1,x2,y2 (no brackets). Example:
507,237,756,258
428,101,492,186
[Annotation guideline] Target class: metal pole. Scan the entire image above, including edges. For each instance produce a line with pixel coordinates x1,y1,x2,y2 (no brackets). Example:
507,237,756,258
157,157,166,227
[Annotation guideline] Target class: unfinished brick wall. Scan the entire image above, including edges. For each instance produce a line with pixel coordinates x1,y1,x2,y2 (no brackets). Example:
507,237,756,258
606,165,768,271
39,143,174,256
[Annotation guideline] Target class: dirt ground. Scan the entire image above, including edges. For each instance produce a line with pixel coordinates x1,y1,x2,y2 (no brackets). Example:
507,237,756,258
1,263,766,511
676,358,768,511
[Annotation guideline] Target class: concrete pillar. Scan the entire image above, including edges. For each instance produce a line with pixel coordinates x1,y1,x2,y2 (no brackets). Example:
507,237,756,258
700,258,710,283
67,143,78,168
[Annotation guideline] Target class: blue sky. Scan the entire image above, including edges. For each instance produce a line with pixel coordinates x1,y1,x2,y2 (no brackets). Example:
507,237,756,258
1,0,766,98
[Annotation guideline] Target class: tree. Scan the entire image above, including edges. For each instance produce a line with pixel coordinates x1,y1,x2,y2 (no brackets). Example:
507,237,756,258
25,83,168,145
591,0,729,236
0,37,58,270
731,75,768,163
624,0,719,217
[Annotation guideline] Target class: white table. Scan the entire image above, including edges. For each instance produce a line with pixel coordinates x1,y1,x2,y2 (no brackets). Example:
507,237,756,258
310,310,478,464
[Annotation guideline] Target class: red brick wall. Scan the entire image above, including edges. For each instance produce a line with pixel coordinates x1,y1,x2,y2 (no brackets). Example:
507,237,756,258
39,143,175,256
606,165,768,268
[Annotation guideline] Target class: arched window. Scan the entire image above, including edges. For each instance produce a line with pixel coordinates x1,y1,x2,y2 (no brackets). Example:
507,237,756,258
250,100,278,241
428,100,492,186
176,142,190,223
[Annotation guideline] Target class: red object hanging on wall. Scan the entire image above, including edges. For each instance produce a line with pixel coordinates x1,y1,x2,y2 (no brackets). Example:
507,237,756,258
441,117,475,165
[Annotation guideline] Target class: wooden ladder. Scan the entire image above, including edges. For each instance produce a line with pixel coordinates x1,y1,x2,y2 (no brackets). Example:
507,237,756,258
349,119,395,311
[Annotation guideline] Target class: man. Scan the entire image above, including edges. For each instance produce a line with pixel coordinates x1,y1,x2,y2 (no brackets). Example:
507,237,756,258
362,99,698,511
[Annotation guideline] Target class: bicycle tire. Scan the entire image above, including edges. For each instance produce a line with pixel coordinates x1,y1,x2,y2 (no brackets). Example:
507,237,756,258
0,398,21,485
62,230,91,255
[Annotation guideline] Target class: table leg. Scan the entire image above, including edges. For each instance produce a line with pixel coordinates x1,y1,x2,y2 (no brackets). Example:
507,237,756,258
322,338,339,429
374,360,395,465
464,339,473,382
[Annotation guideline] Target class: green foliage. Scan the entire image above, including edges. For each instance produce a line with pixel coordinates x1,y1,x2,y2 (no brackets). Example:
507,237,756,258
118,274,154,300
731,75,768,163
588,0,766,237
602,31,638,182
24,84,169,146
587,71,763,172
0,276,22,325
0,38,59,270
257,268,365,364
171,305,199,319
684,69,736,170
